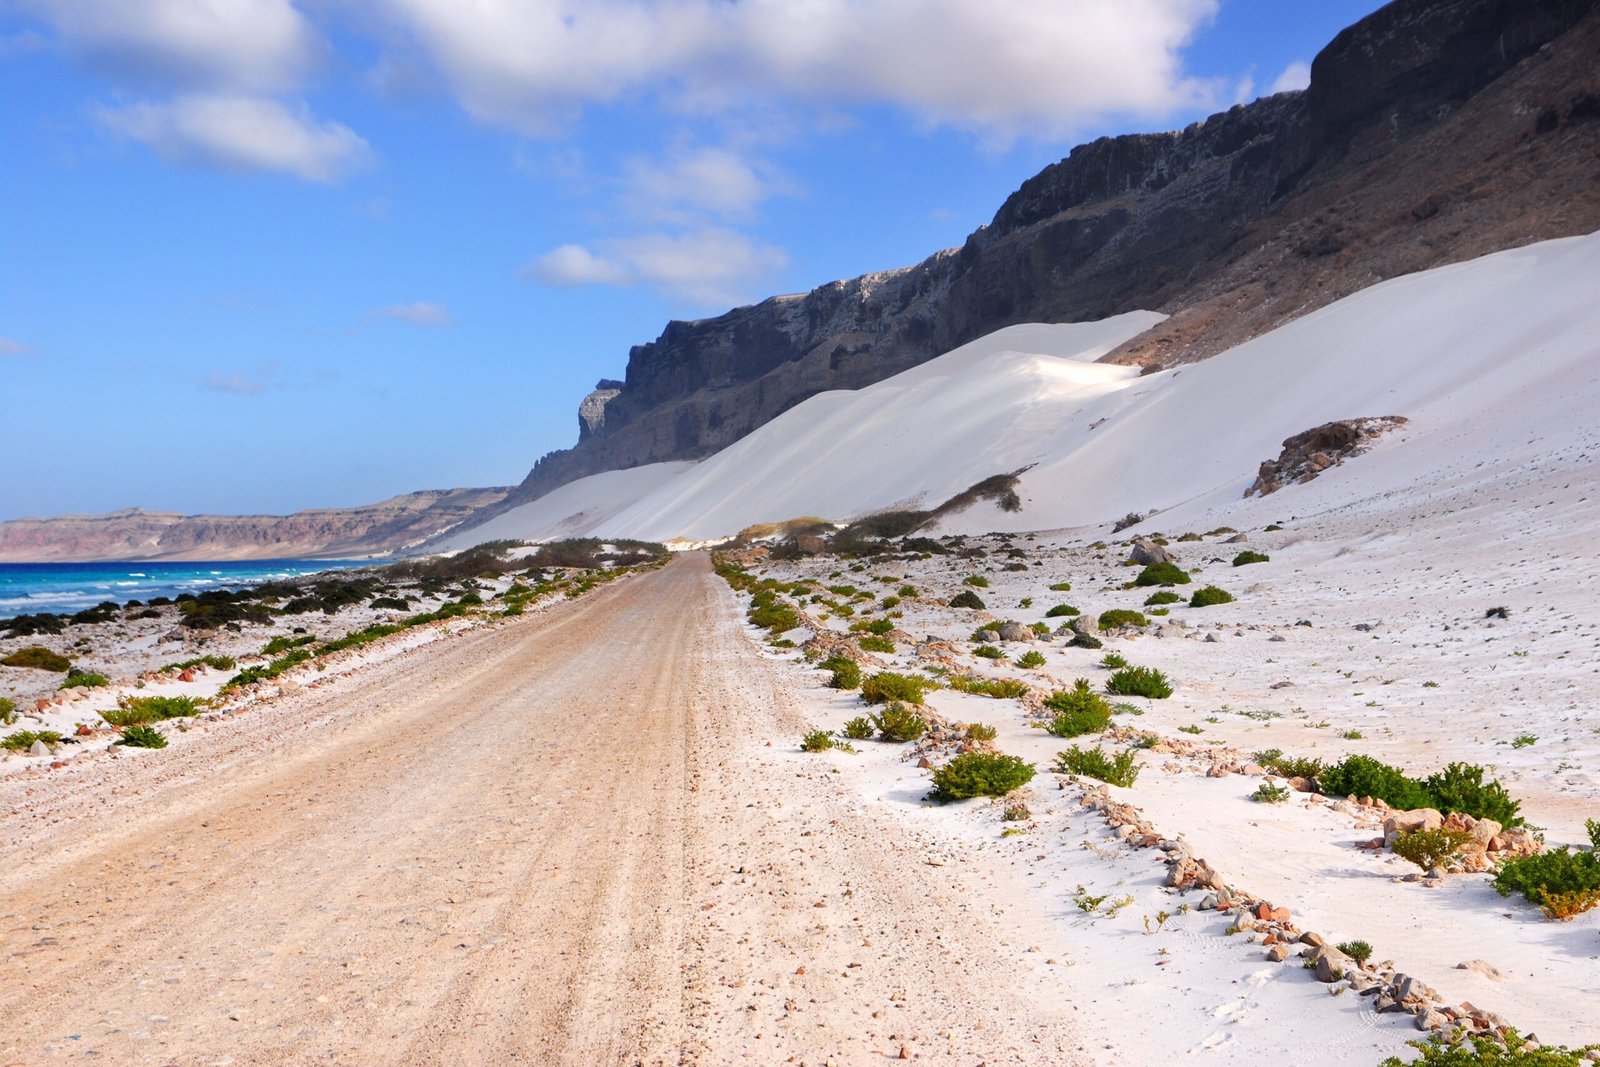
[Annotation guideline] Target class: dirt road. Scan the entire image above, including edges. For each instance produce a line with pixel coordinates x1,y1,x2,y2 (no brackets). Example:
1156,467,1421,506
1,554,1087,1066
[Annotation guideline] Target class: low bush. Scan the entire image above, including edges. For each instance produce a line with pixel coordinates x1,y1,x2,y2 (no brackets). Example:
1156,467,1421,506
60,669,109,689
319,623,404,655
973,644,1004,660
370,596,411,611
1097,609,1148,631
1189,586,1234,608
1112,512,1144,533
948,590,986,610
1044,603,1079,618
963,575,989,588
862,671,929,705
821,655,862,690
116,724,168,749
871,702,928,742
1105,666,1173,699
263,634,316,656
101,695,202,727
1338,940,1373,964
0,697,14,725
1016,650,1046,669
1053,745,1140,787
1047,581,1072,592
842,716,874,740
165,654,237,672
1232,551,1270,566
1493,848,1600,918
1422,762,1524,828
1,646,72,672
1317,755,1434,810
1043,680,1113,737
1099,652,1128,669
929,751,1035,802
858,635,895,654
965,722,998,742
1393,828,1473,871
800,729,839,753
857,617,894,635
1589,819,1600,851
1068,632,1103,650
1133,562,1190,587
948,675,1028,699
1255,751,1325,779
1143,590,1182,606
1,729,64,751
1383,1030,1599,1066
1250,783,1290,803
1317,756,1525,825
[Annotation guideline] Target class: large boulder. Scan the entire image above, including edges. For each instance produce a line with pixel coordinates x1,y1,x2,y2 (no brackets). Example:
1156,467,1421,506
1383,808,1443,847
1128,538,1175,566
997,621,1035,643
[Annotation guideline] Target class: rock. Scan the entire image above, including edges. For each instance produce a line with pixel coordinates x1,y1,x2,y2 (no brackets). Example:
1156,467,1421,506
1313,946,1354,983
179,668,195,682
1299,932,1326,948
1457,960,1502,981
1266,943,1291,962
1375,995,1404,1013
28,740,49,757
1268,634,1286,642
1254,903,1290,924
1128,538,1175,566
1383,808,1444,846
1224,533,1249,543
1199,893,1219,911
1416,1008,1447,1031
996,621,1034,643
916,757,934,770
1287,776,1313,792
1204,633,1219,643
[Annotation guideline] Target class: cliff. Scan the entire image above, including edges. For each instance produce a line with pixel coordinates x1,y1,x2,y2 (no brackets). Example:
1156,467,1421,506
485,0,1600,523
0,488,510,562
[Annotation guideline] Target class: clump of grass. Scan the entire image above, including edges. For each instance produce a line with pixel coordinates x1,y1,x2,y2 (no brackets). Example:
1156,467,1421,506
1,646,72,672
949,590,986,610
1143,590,1182,606
871,702,928,742
1043,679,1112,738
861,671,929,705
1053,745,1140,787
1250,783,1291,803
1189,585,1234,607
801,729,841,753
963,575,990,588
1047,581,1072,592
1105,666,1173,699
858,635,895,654
1044,603,1079,617
1393,827,1474,871
1016,650,1046,669
842,716,874,740
1254,750,1325,779
1232,550,1270,566
116,724,168,749
0,697,15,726
820,654,861,690
1,729,64,751
59,669,110,689
929,751,1035,802
1099,652,1128,669
965,722,998,742
1133,562,1190,587
1097,609,1148,631
101,695,203,727
948,675,1028,699
1338,940,1373,964
973,644,1005,660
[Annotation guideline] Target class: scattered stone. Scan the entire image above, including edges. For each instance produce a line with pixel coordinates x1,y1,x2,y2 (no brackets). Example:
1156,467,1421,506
1266,943,1291,962
1457,960,1503,981
28,740,49,757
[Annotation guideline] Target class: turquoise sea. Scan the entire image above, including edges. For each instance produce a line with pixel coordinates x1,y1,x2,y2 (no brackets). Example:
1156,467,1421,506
0,559,369,619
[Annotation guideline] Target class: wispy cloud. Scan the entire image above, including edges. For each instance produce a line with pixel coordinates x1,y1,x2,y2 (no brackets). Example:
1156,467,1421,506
369,301,452,326
99,94,370,182
0,338,33,357
621,144,785,223
526,228,789,307
1269,60,1312,95
203,370,268,396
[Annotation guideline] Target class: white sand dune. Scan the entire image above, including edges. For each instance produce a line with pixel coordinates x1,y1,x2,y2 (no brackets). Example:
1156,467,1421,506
434,460,696,549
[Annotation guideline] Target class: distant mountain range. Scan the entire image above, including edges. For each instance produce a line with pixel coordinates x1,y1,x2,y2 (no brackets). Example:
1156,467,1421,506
0,489,507,563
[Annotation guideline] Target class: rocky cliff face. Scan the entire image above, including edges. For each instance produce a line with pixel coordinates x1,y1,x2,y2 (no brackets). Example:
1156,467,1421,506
0,488,509,562
483,0,1600,523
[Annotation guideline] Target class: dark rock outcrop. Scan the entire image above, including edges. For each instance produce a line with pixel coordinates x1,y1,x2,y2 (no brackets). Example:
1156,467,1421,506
480,0,1600,526
1245,417,1409,497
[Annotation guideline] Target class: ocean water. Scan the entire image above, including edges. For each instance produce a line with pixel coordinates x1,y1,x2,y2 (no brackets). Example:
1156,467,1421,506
0,559,369,619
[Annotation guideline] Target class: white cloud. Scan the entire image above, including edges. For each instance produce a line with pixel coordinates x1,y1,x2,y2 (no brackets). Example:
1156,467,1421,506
382,0,1221,140
623,145,777,221
370,301,452,326
1269,60,1311,95
100,94,370,181
0,338,33,356
204,370,267,395
526,228,790,307
25,0,321,93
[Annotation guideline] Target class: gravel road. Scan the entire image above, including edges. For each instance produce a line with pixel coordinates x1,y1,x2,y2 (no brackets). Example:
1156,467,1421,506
1,553,1087,1066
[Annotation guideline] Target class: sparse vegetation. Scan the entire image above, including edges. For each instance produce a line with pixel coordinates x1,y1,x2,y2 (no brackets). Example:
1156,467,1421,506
1044,603,1079,617
59,668,109,689
1383,1030,1598,1066
858,635,895,653
1133,562,1190,587
842,716,874,740
1112,512,1144,533
1338,940,1373,964
801,729,841,753
1,646,72,672
861,672,929,705
1143,590,1182,606
1250,783,1291,803
2,729,64,751
1043,679,1112,737
1232,550,1270,566
821,654,862,690
929,751,1035,802
1105,666,1173,699
963,575,989,588
1255,750,1325,779
1016,650,1046,669
1053,745,1140,787
1494,847,1600,919
973,644,1005,660
1099,652,1128,669
948,675,1028,699
1393,828,1474,871
965,722,998,742
101,695,202,727
1097,609,1148,631
871,702,928,742
116,724,168,749
949,590,986,610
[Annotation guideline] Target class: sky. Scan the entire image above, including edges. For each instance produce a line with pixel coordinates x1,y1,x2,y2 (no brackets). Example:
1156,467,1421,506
0,0,1386,520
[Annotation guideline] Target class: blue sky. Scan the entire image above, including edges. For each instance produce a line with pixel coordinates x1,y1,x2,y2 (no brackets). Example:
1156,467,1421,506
0,0,1385,520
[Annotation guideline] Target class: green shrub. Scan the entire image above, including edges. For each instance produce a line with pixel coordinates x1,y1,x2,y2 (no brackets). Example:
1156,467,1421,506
1097,609,1148,631
1,646,72,672
1383,1030,1599,1066
963,575,989,588
1099,652,1128,669
929,751,1035,802
948,675,1028,699
747,594,800,633
898,584,918,598
2,729,64,751
1016,650,1046,669
1105,666,1173,699
820,654,861,690
861,672,928,705
965,722,998,742
1053,745,1140,787
1189,586,1234,607
1133,562,1190,586
1068,632,1103,650
1494,848,1600,912
842,716,874,740
1250,783,1290,803
1043,679,1112,737
949,590,986,610
319,623,404,655
1143,590,1182,606
1255,751,1325,779
1232,551,1270,566
116,724,168,749
973,644,1004,660
1588,820,1600,851
0,697,14,725
165,654,237,672
101,695,202,727
800,729,839,753
1048,581,1072,592
60,669,109,689
1317,755,1433,810
263,634,316,655
1393,828,1473,871
1338,940,1373,964
1044,604,1079,618
871,702,928,742
858,635,895,653
1422,762,1524,828
858,617,894,635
